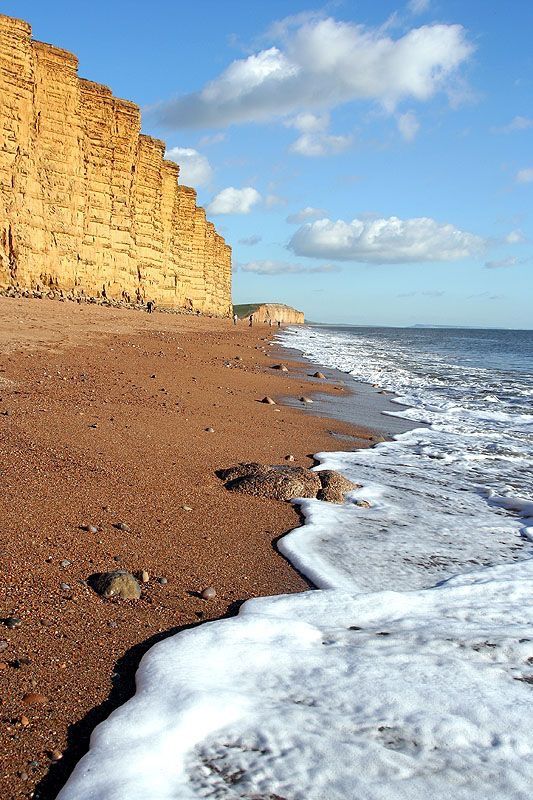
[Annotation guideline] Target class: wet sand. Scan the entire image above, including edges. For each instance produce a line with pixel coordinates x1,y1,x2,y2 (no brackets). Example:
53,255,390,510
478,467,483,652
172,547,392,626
0,298,376,799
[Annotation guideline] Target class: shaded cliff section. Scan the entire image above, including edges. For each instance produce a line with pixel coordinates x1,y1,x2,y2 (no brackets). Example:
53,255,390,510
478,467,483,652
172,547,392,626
233,303,305,324
0,15,232,315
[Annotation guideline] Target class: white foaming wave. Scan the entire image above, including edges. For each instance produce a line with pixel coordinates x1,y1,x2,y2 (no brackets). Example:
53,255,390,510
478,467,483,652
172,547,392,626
58,562,533,800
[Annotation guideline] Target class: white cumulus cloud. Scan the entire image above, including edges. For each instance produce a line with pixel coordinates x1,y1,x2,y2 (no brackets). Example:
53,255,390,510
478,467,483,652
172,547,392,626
153,16,473,129
241,260,340,275
165,147,213,187
516,168,533,183
207,187,261,215
289,216,484,263
286,207,328,224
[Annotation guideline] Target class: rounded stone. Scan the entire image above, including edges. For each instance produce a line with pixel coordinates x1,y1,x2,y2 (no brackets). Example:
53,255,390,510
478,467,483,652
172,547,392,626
261,396,276,405
84,525,98,534
313,371,326,379
22,692,48,707
201,586,217,600
94,571,141,600
205,427,215,433
114,522,130,532
285,454,295,461
300,396,313,404
157,577,168,585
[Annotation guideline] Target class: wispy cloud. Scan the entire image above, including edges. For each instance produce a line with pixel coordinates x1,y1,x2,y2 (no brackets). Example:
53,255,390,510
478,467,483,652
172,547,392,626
238,234,262,246
485,256,529,269
467,292,504,300
240,259,341,275
493,116,533,134
397,111,420,141
516,168,533,184
286,207,328,224
505,229,525,244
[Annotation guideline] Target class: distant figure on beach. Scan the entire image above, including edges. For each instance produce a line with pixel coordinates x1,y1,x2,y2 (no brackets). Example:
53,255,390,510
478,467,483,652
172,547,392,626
249,314,254,327
233,313,238,326
268,318,273,327
277,320,281,328
146,300,155,314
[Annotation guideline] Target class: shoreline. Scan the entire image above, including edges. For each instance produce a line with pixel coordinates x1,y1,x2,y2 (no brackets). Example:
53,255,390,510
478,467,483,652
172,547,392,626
0,298,385,799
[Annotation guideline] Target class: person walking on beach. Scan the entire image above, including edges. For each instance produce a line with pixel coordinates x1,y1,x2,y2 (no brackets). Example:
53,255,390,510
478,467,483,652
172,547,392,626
277,320,281,328
249,314,254,327
146,300,155,314
233,312,238,326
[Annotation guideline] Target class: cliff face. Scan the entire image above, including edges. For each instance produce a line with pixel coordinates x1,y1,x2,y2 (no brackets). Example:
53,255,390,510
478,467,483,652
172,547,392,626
0,15,232,315
234,303,305,324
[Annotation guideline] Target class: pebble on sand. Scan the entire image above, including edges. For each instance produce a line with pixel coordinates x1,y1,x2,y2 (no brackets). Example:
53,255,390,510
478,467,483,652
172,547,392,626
157,577,168,585
285,454,295,461
83,524,99,534
22,692,48,707
140,570,150,583
272,364,288,372
201,586,217,600
261,396,276,405
114,522,130,532
312,371,326,379
182,505,193,512
3,617,22,629
205,427,215,433
300,396,313,404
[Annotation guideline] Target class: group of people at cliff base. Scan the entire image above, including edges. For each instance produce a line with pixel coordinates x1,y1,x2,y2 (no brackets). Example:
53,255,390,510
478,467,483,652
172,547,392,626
232,313,281,328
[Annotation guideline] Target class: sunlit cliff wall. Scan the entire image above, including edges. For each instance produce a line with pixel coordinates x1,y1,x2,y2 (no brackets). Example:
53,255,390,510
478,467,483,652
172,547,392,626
0,14,232,315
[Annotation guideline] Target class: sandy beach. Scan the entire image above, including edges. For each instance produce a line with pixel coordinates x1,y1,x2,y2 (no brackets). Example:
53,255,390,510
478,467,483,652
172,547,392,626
0,297,375,799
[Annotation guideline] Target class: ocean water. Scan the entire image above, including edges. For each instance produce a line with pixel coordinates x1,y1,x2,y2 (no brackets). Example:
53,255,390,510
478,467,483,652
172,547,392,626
59,326,533,800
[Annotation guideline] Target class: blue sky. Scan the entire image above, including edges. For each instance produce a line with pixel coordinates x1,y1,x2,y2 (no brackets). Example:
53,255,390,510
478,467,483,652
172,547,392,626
4,0,532,327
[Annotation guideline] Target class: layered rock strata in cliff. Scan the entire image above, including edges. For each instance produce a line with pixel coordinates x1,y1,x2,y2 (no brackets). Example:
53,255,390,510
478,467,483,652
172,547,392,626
0,14,231,315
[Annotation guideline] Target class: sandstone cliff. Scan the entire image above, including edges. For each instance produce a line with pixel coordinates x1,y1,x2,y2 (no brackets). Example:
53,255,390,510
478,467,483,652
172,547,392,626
0,15,232,315
234,303,305,324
